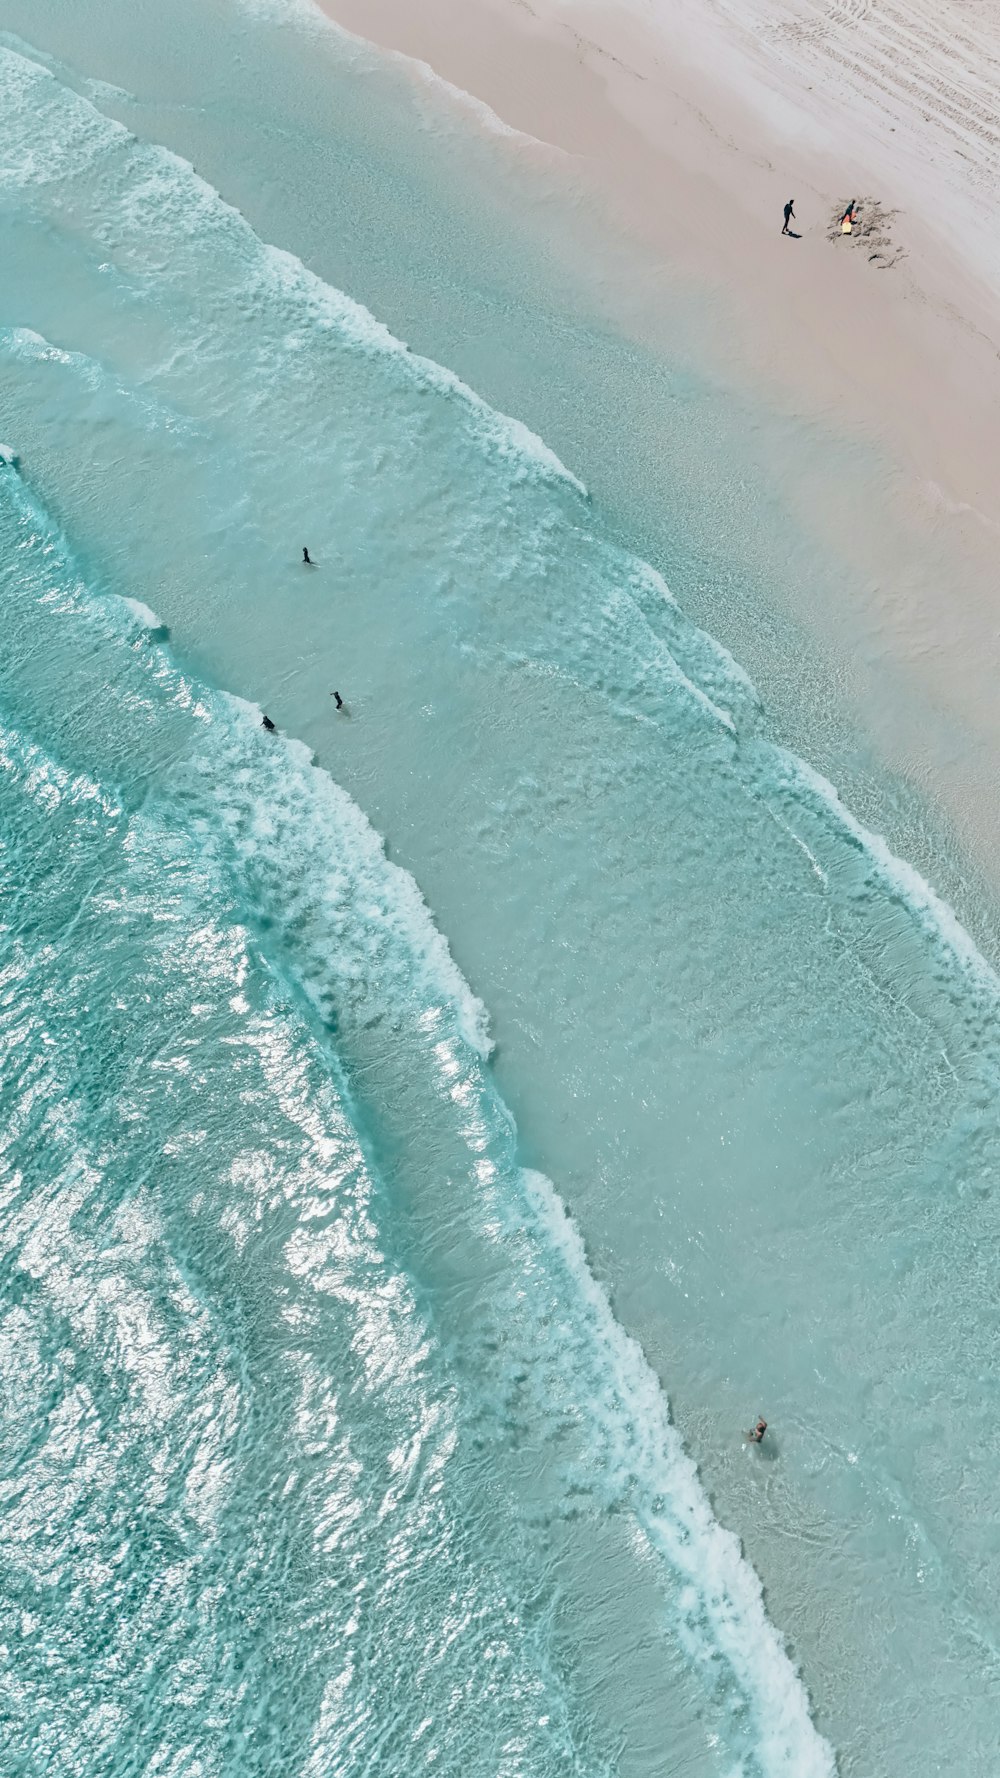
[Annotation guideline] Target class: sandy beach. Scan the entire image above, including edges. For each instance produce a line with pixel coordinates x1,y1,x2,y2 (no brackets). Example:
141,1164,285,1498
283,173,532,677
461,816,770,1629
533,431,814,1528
315,0,1000,895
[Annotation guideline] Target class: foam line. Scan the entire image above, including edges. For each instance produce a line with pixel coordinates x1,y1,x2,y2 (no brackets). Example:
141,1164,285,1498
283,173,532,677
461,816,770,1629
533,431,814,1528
0,45,587,501
767,748,1000,998
1,326,200,441
520,1170,838,1778
211,692,495,1060
119,597,169,637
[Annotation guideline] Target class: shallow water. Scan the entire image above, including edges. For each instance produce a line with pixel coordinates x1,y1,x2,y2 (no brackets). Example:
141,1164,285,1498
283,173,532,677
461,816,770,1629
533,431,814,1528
1,8,999,1776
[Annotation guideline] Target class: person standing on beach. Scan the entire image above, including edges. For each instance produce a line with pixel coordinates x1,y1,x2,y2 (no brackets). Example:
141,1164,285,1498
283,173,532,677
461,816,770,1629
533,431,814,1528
782,199,796,236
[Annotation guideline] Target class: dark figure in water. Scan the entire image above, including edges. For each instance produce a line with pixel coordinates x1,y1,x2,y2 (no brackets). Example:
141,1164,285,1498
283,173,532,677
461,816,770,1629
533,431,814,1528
262,714,276,733
331,691,344,711
303,547,314,565
782,199,796,235
747,1417,768,1444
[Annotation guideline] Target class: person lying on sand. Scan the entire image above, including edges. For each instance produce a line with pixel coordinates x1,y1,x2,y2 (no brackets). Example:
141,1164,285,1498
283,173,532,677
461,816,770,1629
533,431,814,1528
747,1417,768,1443
840,200,858,232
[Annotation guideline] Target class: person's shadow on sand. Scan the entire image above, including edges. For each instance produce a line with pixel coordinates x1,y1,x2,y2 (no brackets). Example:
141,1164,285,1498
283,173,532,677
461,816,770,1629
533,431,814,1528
784,230,802,239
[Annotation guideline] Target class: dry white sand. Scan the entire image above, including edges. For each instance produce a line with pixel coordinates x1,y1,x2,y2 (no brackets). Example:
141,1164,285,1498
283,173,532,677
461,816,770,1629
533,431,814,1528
315,0,1000,889
663,0,1000,288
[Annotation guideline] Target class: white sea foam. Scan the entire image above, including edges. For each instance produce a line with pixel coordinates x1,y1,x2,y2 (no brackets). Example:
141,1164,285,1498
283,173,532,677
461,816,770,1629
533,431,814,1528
634,560,759,702
518,1169,837,1778
409,58,556,149
622,558,1000,999
4,325,80,368
197,693,495,1060
602,580,737,733
2,325,200,450
227,0,330,25
119,597,168,634
260,240,587,492
0,44,587,500
771,748,1000,998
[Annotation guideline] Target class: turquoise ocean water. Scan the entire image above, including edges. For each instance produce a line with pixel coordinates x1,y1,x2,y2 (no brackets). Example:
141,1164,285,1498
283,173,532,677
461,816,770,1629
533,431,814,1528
1,5,999,1775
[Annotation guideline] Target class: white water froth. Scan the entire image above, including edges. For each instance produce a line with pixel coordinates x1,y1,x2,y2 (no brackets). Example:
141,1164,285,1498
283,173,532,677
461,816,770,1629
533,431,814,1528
262,241,587,492
637,561,760,708
211,694,495,1061
119,596,167,634
771,749,1000,999
519,1170,837,1778
2,326,198,442
622,558,1000,999
0,45,586,500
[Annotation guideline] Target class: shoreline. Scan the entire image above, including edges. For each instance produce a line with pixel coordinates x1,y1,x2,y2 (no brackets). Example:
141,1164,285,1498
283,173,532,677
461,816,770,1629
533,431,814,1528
313,0,1000,899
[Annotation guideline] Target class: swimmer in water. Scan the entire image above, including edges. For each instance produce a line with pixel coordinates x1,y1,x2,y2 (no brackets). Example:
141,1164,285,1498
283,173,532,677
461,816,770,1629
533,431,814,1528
262,714,276,732
331,691,344,711
747,1417,767,1444
303,547,314,565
